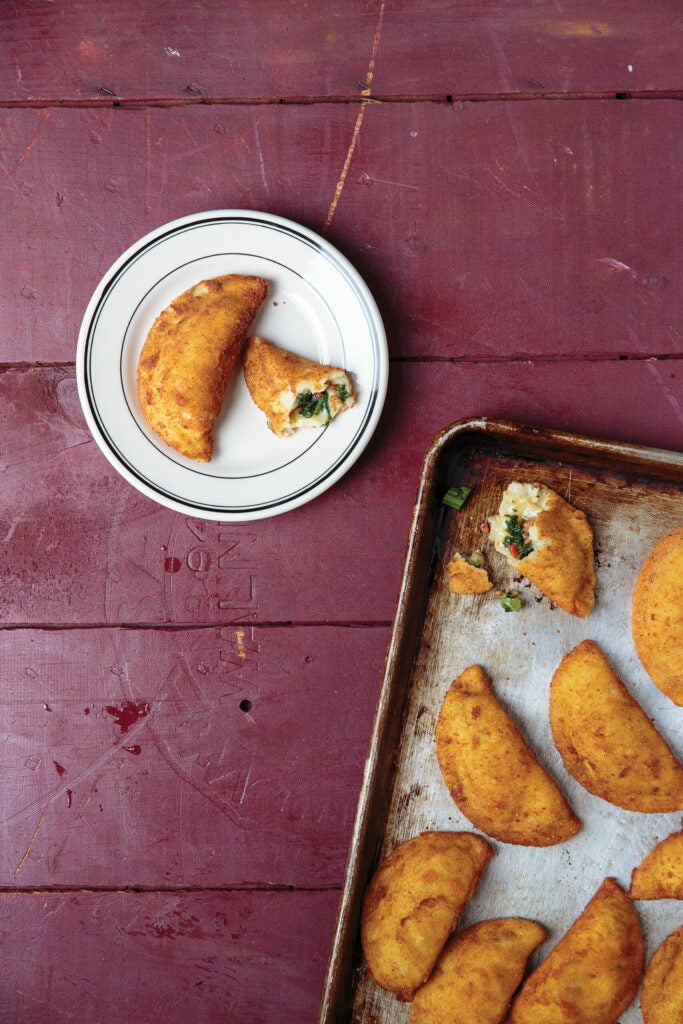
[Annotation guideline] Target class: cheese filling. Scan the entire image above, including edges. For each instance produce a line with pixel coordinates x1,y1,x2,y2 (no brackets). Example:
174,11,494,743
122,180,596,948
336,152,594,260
283,373,354,430
489,483,551,560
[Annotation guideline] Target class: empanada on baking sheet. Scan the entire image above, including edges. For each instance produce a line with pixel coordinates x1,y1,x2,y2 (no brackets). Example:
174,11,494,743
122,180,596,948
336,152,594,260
360,831,492,1002
242,336,354,437
641,924,683,1024
409,917,546,1024
488,482,595,617
137,274,267,461
629,829,683,900
507,878,643,1024
436,665,581,846
446,553,493,594
549,640,683,812
632,523,683,706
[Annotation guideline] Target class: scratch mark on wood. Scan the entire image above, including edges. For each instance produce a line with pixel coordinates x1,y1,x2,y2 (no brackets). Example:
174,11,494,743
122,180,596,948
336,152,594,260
253,117,269,198
645,361,683,430
144,108,152,215
359,172,417,190
323,0,386,234
14,807,48,874
10,111,52,177
597,257,638,279
0,160,34,207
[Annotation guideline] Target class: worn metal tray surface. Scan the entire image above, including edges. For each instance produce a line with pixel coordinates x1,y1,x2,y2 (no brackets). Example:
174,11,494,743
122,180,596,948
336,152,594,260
321,418,683,1024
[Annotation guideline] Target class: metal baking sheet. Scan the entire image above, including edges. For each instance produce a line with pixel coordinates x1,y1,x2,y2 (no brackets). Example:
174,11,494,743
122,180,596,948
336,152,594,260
320,418,683,1024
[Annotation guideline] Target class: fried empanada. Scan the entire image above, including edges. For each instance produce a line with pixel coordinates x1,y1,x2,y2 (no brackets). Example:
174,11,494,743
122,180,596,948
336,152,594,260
508,878,643,1024
436,665,581,846
549,640,683,812
488,482,595,617
629,829,683,900
137,274,267,461
360,831,493,1001
242,336,354,437
446,553,493,594
641,924,683,1024
409,918,547,1024
632,524,683,706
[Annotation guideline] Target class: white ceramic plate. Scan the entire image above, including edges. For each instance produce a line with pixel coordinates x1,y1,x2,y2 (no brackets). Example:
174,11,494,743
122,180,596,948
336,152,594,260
76,210,388,520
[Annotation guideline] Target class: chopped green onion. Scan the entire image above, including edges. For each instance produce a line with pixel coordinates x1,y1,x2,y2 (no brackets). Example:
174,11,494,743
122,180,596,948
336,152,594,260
442,486,472,510
297,390,331,422
502,513,534,559
500,592,522,613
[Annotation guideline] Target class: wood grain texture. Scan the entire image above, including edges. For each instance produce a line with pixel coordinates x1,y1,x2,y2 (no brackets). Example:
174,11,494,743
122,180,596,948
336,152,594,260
0,625,385,887
1,360,681,627
1,0,681,102
1,101,680,364
1,4,681,1021
0,889,338,1024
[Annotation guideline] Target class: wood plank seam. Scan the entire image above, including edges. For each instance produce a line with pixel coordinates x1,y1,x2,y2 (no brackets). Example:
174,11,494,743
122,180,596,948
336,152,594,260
0,90,682,109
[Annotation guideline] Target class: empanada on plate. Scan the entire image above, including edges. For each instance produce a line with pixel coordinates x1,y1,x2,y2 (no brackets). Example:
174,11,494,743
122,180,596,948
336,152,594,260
242,336,354,436
641,924,683,1024
508,878,643,1024
550,640,683,812
409,917,547,1024
436,665,581,846
488,482,595,617
137,274,267,461
632,524,683,706
629,829,683,900
360,831,492,1001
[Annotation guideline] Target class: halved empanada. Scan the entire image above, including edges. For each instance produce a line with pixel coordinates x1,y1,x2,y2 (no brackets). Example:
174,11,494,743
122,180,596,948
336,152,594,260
409,918,547,1024
629,829,683,900
436,665,581,846
360,831,492,1001
508,878,643,1024
488,482,595,617
242,336,354,436
549,640,683,812
641,925,683,1024
632,524,683,706
137,274,267,461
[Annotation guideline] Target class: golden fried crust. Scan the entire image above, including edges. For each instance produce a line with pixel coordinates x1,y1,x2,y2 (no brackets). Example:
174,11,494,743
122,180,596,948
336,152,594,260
641,925,683,1024
409,918,547,1024
242,336,354,436
436,666,581,846
360,831,493,1001
632,524,683,706
520,490,595,617
446,555,493,594
137,275,267,461
629,830,683,900
549,640,683,812
508,878,643,1024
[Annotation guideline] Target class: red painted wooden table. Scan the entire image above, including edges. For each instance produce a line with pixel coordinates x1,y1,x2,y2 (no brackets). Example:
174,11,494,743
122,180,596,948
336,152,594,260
1,3,681,1021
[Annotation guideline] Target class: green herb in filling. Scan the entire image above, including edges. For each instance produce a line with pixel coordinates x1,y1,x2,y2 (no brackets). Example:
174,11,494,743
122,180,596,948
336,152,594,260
297,390,331,423
337,383,350,402
502,512,534,559
442,486,472,510
500,592,522,612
